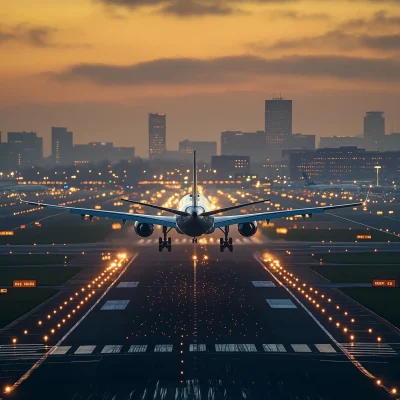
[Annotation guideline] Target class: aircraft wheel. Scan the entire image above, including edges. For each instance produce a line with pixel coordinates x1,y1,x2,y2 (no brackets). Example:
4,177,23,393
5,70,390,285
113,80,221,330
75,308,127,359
167,237,172,245
159,237,163,245
220,245,225,252
220,238,224,245
159,245,163,252
167,245,172,252
229,245,233,252
228,238,233,245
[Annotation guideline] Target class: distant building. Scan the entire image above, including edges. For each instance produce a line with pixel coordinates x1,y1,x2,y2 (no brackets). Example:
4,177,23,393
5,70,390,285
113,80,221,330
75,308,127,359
149,113,166,159
364,111,385,150
72,142,135,165
286,133,315,150
265,97,292,158
155,150,188,162
211,155,250,179
284,146,400,180
221,131,267,163
52,127,73,165
179,139,217,164
319,136,365,149
7,131,43,168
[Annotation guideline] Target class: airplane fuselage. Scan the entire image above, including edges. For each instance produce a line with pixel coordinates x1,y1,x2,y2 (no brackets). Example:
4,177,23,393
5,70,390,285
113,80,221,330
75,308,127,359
175,194,214,237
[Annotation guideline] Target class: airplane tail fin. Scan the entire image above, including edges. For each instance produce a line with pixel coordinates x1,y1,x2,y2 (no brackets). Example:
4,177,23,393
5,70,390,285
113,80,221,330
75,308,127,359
193,150,197,207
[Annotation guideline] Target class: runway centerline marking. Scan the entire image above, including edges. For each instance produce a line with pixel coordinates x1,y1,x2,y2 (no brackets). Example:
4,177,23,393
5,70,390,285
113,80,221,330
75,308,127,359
8,253,138,393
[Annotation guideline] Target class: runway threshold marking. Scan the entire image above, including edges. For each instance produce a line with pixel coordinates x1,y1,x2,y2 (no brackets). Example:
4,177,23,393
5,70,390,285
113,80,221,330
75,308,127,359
266,299,297,308
215,344,257,352
8,254,138,393
100,300,130,310
74,345,96,355
190,344,206,352
101,345,122,354
263,344,286,352
128,345,147,353
291,344,312,353
254,255,377,382
252,281,276,287
154,345,173,352
315,344,336,353
117,282,139,288
50,346,71,355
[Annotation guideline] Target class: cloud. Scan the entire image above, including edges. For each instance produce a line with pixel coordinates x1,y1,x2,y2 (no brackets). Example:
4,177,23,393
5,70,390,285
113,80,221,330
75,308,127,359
50,54,400,85
340,10,400,30
254,29,400,52
0,24,90,48
269,10,331,20
160,0,237,16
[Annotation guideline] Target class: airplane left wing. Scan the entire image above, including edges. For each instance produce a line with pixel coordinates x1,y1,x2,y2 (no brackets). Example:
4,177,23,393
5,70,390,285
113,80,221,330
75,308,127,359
19,198,177,228
214,202,363,228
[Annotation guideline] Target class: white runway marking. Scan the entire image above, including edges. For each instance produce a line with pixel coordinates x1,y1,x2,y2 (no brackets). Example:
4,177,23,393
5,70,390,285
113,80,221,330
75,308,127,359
252,281,276,287
340,343,397,356
100,300,130,310
291,344,312,353
75,345,96,355
262,344,286,352
128,345,147,353
101,345,122,354
154,344,173,352
315,344,337,353
190,344,206,352
50,346,71,355
117,282,139,288
215,344,257,352
266,299,297,308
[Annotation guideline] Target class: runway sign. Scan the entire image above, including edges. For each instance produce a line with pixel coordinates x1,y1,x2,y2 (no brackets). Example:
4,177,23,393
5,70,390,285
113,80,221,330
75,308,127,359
356,234,372,240
13,280,37,288
372,279,396,287
0,231,14,236
0,288,7,294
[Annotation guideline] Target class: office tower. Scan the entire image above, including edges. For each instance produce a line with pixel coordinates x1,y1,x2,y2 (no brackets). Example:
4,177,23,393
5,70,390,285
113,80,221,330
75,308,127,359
52,127,73,165
179,140,217,164
221,131,266,163
211,155,250,179
7,131,43,168
364,111,385,149
265,97,292,157
149,113,166,159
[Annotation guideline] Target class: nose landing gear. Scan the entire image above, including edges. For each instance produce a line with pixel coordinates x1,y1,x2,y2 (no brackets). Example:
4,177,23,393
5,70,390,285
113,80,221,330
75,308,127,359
219,226,233,252
159,226,172,252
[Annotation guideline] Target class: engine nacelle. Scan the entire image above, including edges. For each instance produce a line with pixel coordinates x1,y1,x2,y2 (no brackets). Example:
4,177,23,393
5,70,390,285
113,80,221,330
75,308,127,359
238,222,258,237
134,222,154,237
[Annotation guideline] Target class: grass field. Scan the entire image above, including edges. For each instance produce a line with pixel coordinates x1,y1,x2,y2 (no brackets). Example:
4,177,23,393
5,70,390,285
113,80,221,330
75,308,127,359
0,289,58,328
261,228,399,242
0,266,82,286
0,254,70,266
313,252,400,264
341,288,400,328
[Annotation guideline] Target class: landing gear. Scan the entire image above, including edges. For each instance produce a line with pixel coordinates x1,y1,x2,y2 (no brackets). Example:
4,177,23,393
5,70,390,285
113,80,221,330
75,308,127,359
159,227,172,252
192,238,198,244
219,226,233,252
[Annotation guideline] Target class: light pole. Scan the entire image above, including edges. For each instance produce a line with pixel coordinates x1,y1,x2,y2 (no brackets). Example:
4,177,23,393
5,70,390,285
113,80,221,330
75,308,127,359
374,165,381,187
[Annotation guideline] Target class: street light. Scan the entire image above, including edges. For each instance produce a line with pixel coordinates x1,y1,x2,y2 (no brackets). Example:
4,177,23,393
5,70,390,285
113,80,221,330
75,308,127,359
374,165,382,187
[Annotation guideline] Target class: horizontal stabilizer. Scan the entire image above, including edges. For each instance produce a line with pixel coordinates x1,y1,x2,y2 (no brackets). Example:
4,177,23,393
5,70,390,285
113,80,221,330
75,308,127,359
121,198,189,217
200,199,270,217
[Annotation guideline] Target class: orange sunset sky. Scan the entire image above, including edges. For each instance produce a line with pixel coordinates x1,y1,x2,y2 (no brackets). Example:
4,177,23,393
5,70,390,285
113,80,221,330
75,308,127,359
1,0,400,156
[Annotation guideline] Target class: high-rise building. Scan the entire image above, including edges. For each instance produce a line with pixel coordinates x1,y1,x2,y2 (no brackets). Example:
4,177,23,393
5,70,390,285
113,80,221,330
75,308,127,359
179,139,217,164
265,97,292,157
149,113,166,159
221,131,267,163
52,127,73,165
364,111,385,149
7,131,43,168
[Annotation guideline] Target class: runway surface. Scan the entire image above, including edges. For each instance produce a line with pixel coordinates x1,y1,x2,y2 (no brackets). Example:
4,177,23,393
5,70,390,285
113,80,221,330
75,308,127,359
1,243,399,400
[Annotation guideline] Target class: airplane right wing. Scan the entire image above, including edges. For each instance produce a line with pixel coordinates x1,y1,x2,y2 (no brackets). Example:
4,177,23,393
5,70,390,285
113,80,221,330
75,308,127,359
214,202,363,228
19,198,177,228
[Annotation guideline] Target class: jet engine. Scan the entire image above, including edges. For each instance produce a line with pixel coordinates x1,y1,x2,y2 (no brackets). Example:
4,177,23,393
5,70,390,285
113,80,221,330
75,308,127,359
134,222,154,237
238,222,258,237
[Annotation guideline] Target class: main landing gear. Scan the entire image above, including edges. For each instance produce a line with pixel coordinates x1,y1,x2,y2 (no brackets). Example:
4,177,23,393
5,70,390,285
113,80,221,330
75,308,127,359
219,226,233,252
192,238,198,244
159,226,172,252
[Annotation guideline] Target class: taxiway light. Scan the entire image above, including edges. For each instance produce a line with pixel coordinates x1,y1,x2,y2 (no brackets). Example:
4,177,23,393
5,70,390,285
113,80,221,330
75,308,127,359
328,317,332,321
351,318,355,323
350,335,355,340
344,312,348,316
23,330,28,334
377,337,382,342
53,310,57,314
328,299,332,302
5,386,11,393
368,328,372,333
12,338,17,344
336,322,340,327
322,309,325,313
57,324,61,328
344,328,348,333
392,388,397,395
43,335,48,342
38,320,42,325
51,329,55,334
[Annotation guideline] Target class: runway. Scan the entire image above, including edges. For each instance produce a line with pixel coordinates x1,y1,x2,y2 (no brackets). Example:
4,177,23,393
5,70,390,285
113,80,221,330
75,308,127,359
1,245,399,400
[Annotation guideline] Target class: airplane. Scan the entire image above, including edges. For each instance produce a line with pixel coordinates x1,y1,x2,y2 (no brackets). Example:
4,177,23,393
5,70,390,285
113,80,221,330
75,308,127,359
302,172,360,192
0,183,47,192
19,151,363,252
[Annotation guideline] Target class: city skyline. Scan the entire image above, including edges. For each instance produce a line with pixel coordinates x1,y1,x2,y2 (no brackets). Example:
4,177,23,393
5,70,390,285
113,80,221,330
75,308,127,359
1,0,400,156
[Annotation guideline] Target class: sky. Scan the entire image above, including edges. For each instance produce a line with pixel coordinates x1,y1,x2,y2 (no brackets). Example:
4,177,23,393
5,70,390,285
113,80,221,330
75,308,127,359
1,0,400,156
